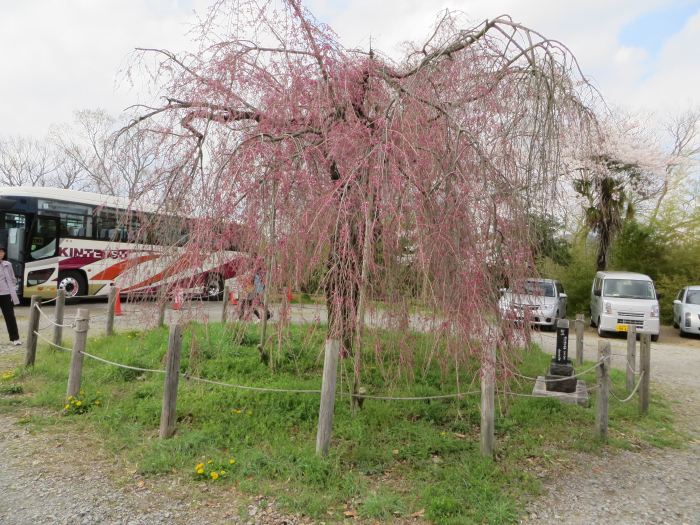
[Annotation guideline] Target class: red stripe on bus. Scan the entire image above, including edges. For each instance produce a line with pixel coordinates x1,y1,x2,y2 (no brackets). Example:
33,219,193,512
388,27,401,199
91,254,160,281
121,254,200,292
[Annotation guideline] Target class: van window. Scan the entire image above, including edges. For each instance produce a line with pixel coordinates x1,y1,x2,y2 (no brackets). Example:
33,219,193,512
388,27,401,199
603,279,655,300
686,290,700,305
593,277,602,295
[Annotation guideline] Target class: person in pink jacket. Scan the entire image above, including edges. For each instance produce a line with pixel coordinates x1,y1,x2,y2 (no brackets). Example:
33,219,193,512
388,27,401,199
0,245,21,345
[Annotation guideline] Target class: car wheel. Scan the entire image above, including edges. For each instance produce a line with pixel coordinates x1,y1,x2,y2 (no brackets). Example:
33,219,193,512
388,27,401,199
58,271,87,299
204,274,224,301
673,320,679,329
651,334,659,342
596,317,607,338
679,328,687,338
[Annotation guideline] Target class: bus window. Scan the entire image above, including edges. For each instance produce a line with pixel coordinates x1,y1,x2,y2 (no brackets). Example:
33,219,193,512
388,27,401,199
29,217,58,260
96,208,118,241
60,213,93,238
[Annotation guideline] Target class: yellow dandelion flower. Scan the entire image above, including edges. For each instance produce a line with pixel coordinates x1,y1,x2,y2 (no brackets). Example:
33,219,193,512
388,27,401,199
197,468,205,475
94,400,101,406
228,459,235,465
219,470,225,475
207,460,213,464
210,472,219,480
75,401,82,407
247,410,253,416
195,463,205,470
64,405,70,410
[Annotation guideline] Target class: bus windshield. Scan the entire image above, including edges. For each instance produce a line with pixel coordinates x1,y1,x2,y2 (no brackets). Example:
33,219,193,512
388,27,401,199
0,212,27,262
603,279,655,299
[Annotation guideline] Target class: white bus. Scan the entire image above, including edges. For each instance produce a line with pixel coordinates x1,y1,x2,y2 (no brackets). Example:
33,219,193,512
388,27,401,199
0,187,242,301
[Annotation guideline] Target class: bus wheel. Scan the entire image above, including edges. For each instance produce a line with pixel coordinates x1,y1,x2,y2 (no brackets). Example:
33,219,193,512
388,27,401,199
58,271,87,299
204,274,224,301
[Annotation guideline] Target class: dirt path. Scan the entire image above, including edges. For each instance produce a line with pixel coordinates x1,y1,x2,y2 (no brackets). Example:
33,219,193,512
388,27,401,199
523,329,700,525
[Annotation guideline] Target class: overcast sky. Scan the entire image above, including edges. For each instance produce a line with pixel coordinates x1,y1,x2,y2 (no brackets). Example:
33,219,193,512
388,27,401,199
1,0,699,138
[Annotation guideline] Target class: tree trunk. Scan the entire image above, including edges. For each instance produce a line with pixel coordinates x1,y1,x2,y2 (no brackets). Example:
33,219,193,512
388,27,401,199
352,185,374,410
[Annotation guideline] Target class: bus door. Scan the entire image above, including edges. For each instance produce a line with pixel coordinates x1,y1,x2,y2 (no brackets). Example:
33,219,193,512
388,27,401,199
24,215,60,299
0,212,27,295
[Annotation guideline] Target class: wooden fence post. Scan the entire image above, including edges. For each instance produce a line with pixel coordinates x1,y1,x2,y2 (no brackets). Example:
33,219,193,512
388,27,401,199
626,324,637,393
106,286,117,336
53,289,66,348
221,285,229,323
24,295,41,367
639,333,651,415
316,338,340,456
159,323,183,439
66,309,90,398
575,313,584,366
595,340,610,441
480,344,496,458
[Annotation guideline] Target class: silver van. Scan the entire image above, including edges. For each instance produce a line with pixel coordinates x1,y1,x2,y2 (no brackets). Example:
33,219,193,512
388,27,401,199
590,271,660,341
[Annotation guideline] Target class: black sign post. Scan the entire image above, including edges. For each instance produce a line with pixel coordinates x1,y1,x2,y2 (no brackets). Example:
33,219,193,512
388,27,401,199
546,319,576,393
555,319,570,364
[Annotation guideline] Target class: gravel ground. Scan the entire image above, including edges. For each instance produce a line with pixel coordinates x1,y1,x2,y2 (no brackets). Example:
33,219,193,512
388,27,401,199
0,411,311,525
1,304,700,524
523,330,700,525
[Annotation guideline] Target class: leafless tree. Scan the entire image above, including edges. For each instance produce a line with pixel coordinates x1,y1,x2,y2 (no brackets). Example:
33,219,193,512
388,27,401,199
0,136,56,187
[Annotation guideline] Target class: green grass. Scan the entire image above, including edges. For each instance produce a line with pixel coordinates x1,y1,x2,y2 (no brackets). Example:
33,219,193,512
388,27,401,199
0,322,685,524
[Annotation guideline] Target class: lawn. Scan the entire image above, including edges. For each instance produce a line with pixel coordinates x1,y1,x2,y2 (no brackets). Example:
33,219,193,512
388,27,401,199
0,322,684,524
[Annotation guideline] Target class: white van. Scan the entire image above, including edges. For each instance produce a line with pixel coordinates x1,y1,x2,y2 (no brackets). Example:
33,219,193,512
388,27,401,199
590,271,660,341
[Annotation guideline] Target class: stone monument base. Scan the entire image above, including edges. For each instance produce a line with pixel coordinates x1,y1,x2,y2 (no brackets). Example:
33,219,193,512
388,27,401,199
532,376,589,406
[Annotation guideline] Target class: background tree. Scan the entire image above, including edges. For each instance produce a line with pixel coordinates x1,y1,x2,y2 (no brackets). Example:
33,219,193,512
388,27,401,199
572,115,669,271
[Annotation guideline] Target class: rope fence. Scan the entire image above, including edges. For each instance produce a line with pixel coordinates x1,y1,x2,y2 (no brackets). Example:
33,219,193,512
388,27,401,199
22,302,655,456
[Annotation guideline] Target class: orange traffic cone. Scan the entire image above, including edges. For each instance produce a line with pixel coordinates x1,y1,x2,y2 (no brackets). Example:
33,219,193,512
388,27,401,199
229,291,238,305
173,290,183,311
114,288,123,316
287,287,293,302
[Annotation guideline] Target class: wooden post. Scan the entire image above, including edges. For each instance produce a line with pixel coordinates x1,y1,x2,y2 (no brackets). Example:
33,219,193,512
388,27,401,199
639,333,651,415
316,338,340,456
53,289,66,348
481,345,496,457
595,340,610,441
221,285,229,323
480,344,496,457
575,313,584,366
24,295,41,367
159,323,183,439
66,309,90,398
625,324,637,393
106,286,117,336
158,299,167,328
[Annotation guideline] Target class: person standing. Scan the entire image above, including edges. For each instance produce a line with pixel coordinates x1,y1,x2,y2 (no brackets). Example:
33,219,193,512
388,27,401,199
0,246,21,345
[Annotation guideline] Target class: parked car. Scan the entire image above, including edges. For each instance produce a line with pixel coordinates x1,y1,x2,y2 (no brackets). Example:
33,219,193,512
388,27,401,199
498,278,567,330
590,271,660,341
673,286,700,337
